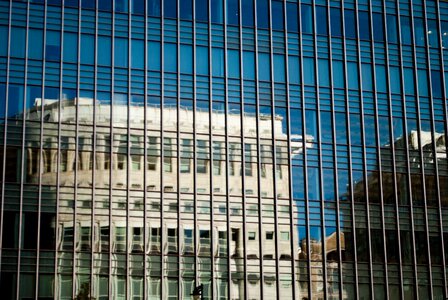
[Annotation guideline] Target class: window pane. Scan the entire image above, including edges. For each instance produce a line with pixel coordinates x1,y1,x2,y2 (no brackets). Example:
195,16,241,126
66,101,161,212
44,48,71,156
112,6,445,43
288,55,300,84
180,0,192,20
63,32,78,63
316,6,327,35
164,0,176,18
148,0,161,16
98,0,112,11
28,29,43,60
196,46,209,75
400,16,412,45
98,35,111,66
258,53,270,81
274,54,285,83
344,9,356,39
303,58,315,86
180,44,193,74
148,41,161,71
131,0,144,14
81,34,94,65
211,0,224,24
386,14,398,43
358,11,370,40
301,4,313,34
115,0,128,13
227,0,239,26
195,0,208,22
330,8,342,37
372,13,384,41
228,50,240,79
212,47,224,77
114,37,128,68
131,39,144,69
0,26,7,57
272,1,284,31
257,0,269,29
286,3,298,32
243,51,254,80
164,43,177,73
11,27,26,58
242,0,254,27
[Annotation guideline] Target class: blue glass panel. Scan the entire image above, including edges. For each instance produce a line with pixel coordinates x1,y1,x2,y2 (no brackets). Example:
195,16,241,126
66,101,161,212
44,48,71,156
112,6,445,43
195,0,208,22
386,14,398,44
301,4,313,34
404,68,415,95
318,59,329,87
28,29,43,60
344,9,356,39
427,20,439,48
180,44,193,74
164,0,177,18
98,36,111,66
132,0,145,14
46,30,61,61
431,71,442,98
372,13,384,41
26,86,41,111
257,0,269,29
286,2,298,32
227,0,239,26
414,18,425,46
212,48,224,77
347,62,358,90
316,6,327,35
303,58,315,86
131,39,144,69
417,69,428,96
258,53,270,81
242,0,254,27
8,85,24,118
390,67,401,94
272,1,284,31
81,34,94,65
332,60,344,89
148,41,161,71
375,65,387,93
228,50,240,79
211,0,223,24
11,27,26,58
65,0,79,7
400,17,412,45
305,110,317,142
330,8,342,37
358,11,370,40
0,84,5,119
180,0,193,20
148,0,161,16
274,54,285,83
115,38,128,68
0,26,7,57
288,56,300,84
242,51,254,80
164,43,177,72
115,0,128,12
361,64,372,91
98,0,112,11
196,46,209,75
442,21,448,49
82,0,96,9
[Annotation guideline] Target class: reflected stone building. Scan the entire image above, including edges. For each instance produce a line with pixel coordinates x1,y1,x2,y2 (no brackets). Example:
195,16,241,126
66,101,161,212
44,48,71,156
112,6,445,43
1,0,448,299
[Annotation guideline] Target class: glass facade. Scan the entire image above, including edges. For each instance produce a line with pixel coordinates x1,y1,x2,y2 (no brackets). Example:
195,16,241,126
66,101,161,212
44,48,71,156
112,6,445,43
0,0,447,299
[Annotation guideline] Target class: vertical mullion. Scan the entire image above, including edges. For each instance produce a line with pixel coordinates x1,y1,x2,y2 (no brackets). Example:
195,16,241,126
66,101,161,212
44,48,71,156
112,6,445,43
282,1,298,299
143,0,149,299
367,1,390,298
252,1,265,298
381,0,405,298
353,0,375,297
326,2,344,299
434,1,448,298
395,0,420,297
407,0,433,298
126,1,132,299
297,2,312,299
340,0,360,298
176,0,181,298
311,1,328,298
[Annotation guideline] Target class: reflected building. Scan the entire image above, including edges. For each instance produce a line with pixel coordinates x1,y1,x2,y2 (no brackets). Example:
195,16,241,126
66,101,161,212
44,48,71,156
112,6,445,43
1,0,448,300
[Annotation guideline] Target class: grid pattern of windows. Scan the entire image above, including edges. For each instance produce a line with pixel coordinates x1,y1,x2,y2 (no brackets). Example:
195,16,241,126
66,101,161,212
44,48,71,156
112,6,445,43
0,0,447,299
